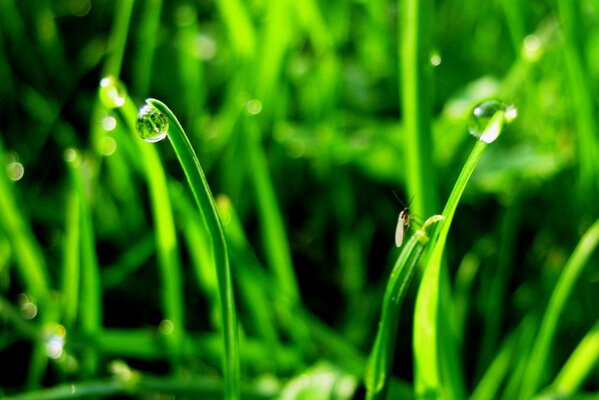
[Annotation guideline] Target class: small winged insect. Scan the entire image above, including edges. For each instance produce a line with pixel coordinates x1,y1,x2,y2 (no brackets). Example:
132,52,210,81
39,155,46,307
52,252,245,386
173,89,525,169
393,193,414,247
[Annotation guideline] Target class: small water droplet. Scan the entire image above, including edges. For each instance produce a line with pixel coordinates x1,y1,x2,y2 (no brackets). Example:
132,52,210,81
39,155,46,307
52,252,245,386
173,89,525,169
44,324,66,359
17,293,37,319
246,99,263,115
468,101,517,143
6,161,24,181
101,115,117,131
522,35,542,62
98,136,117,156
64,148,80,164
430,51,442,67
99,76,126,109
136,104,168,143
159,319,174,335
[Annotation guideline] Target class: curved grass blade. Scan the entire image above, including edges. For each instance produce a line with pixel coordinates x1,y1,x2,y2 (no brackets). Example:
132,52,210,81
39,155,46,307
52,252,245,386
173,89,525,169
414,105,516,399
365,215,443,400
144,98,240,400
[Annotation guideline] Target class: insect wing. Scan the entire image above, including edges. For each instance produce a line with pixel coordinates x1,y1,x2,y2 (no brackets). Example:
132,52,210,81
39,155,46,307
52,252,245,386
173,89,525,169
395,209,409,247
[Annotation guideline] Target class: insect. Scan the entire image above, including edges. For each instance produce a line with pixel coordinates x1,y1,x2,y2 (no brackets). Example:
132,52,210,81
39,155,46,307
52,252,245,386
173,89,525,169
394,193,414,247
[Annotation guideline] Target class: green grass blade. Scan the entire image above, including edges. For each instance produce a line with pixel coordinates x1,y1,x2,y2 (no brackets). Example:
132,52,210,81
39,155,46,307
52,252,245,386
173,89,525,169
76,152,102,376
112,94,187,372
399,0,437,217
62,154,81,328
0,135,49,302
243,117,301,306
414,107,516,399
556,0,599,198
215,0,256,59
365,216,443,400
550,319,599,396
518,218,599,399
102,0,134,78
145,98,240,400
131,0,162,97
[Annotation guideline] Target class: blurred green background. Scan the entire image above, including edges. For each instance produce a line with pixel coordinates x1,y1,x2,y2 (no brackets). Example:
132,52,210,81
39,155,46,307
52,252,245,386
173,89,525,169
0,0,597,399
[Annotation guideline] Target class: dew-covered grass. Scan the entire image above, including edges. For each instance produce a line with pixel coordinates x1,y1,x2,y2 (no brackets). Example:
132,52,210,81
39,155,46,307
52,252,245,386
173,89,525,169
0,1,598,399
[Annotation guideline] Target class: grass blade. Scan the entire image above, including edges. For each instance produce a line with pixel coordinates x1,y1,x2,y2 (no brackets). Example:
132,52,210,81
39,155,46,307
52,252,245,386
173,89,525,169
518,218,599,399
145,98,240,400
365,215,443,400
414,106,516,399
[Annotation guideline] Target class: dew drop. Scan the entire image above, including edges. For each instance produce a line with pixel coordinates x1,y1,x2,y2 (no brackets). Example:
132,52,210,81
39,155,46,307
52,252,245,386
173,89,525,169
6,161,24,181
99,76,127,109
44,324,66,359
468,101,517,144
101,115,117,131
136,104,168,143
246,99,263,115
430,51,442,67
17,293,37,319
159,319,174,335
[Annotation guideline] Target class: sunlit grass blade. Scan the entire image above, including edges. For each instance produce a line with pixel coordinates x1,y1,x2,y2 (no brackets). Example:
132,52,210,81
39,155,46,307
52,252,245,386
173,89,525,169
215,0,256,59
144,98,240,400
555,0,599,198
365,215,443,400
130,0,162,97
0,135,49,302
518,218,599,399
548,319,599,397
470,323,521,400
414,105,516,399
399,0,437,217
102,0,134,78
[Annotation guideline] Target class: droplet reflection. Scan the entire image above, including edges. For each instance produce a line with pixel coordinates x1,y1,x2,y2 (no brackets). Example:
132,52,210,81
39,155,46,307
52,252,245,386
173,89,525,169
468,100,517,143
136,104,168,143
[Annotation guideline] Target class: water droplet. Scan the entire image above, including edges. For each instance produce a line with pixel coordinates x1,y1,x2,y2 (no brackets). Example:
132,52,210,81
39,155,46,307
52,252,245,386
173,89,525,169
246,99,263,115
99,76,126,109
98,136,117,156
6,161,24,181
522,35,542,62
430,52,442,67
44,324,66,359
159,319,174,335
101,115,117,131
136,104,168,143
468,101,517,143
64,148,80,164
109,360,135,381
17,293,37,319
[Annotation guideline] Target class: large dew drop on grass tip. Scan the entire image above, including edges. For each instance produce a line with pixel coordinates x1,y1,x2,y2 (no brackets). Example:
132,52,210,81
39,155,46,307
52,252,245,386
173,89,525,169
469,100,517,143
136,104,168,143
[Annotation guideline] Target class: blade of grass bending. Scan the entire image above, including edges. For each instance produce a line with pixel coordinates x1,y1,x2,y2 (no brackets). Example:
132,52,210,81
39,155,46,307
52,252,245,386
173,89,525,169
365,215,443,400
114,95,186,373
518,218,599,400
145,98,240,400
414,107,516,399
